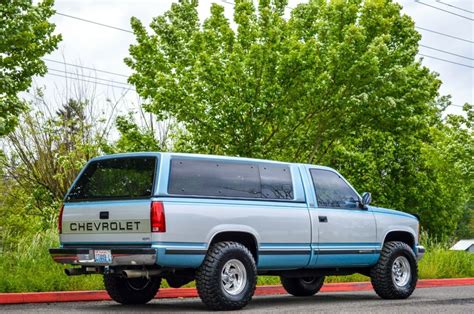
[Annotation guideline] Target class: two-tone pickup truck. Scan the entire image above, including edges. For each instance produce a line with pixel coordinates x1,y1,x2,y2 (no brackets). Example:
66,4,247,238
50,152,424,310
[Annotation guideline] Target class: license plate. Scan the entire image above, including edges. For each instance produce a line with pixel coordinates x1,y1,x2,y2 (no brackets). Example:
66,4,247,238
94,250,112,264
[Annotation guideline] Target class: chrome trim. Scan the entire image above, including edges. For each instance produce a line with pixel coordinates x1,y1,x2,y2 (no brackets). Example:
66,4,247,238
416,245,425,261
49,248,157,266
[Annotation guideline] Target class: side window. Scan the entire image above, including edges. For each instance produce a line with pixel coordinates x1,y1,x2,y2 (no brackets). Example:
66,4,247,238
259,164,293,200
310,169,359,209
168,159,261,198
168,159,294,200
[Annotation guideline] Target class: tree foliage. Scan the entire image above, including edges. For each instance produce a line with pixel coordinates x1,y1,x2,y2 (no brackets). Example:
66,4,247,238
126,0,439,159
0,0,61,135
110,113,175,153
0,72,131,251
331,99,473,239
1,88,115,233
126,0,472,238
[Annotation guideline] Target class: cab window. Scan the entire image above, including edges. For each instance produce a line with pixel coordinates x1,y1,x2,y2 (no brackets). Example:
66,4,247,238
168,158,293,200
310,169,359,209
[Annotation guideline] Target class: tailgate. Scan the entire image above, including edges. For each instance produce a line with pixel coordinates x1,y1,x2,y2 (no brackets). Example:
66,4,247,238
60,156,157,246
60,199,152,245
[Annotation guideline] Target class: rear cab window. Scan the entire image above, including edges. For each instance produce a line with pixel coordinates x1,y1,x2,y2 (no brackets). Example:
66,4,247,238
66,156,157,202
168,158,294,201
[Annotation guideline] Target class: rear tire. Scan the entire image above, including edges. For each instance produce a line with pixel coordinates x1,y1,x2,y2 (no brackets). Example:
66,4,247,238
280,276,325,296
196,241,257,311
104,274,161,305
370,241,417,299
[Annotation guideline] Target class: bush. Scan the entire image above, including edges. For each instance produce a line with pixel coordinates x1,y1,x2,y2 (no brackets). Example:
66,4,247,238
419,248,473,279
0,229,102,293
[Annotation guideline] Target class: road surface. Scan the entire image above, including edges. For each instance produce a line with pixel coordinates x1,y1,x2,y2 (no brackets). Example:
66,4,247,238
1,285,473,313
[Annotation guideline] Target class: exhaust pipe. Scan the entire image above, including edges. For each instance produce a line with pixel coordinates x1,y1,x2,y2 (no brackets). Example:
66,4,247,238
65,267,99,276
122,269,162,279
65,268,85,276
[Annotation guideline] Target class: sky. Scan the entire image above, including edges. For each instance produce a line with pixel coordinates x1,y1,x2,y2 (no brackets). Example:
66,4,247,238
33,0,473,118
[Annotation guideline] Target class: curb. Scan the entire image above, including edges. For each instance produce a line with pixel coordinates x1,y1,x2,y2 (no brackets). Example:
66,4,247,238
1,278,473,305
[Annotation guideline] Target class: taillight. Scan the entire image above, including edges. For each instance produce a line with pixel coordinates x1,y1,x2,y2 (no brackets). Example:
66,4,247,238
58,204,64,234
151,201,166,232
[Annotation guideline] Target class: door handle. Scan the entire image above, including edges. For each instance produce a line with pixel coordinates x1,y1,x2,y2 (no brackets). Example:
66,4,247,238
318,216,328,223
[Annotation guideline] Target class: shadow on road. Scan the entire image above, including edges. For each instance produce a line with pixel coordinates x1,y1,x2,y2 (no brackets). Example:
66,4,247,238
2,287,473,313
84,293,386,312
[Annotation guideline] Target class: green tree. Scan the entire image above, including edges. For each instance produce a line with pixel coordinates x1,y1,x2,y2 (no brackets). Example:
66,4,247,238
126,0,471,238
423,102,473,238
329,100,473,239
1,88,115,228
1,75,126,251
126,0,439,160
0,0,61,135
109,113,175,153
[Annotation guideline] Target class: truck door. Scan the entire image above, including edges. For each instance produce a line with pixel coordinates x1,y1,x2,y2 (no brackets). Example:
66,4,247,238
306,167,378,267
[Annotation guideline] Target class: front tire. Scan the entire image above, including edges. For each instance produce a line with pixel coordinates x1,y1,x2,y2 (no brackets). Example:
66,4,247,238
104,274,161,305
196,241,257,311
370,241,418,299
281,276,325,296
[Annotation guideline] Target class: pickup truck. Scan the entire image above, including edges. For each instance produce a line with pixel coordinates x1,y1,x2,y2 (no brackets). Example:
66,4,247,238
50,152,425,310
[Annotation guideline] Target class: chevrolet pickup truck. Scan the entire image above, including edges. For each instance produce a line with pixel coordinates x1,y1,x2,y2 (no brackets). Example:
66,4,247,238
50,152,425,310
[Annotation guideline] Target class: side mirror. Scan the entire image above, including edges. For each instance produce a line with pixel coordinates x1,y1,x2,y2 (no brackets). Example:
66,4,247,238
361,192,372,207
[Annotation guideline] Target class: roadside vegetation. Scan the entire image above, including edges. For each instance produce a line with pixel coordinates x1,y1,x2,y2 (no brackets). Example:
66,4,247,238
0,0,472,293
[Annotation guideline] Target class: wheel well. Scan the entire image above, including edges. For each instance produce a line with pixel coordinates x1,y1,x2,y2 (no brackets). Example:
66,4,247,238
384,231,415,250
209,232,258,262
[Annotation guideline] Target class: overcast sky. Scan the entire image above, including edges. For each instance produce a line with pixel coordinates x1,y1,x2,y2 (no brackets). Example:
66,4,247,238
33,0,473,118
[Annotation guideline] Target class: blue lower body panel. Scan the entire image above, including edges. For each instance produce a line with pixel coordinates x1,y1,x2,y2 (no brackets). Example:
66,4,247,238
257,254,311,269
311,242,381,267
153,242,381,269
154,242,206,268
314,253,380,267
257,243,312,269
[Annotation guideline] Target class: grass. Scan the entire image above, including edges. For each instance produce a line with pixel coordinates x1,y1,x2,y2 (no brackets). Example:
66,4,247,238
0,229,472,293
0,229,102,293
418,248,474,279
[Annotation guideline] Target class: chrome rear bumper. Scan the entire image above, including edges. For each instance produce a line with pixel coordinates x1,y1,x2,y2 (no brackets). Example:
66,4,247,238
416,245,425,261
49,248,157,266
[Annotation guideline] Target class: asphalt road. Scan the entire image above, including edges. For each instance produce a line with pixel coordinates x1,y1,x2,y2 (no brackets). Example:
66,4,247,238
2,285,473,313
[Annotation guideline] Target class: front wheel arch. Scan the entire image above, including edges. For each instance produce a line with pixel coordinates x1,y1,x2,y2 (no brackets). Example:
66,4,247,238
382,230,416,252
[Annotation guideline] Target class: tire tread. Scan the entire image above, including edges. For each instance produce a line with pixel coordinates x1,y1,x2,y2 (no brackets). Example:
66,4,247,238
370,241,417,299
196,241,257,310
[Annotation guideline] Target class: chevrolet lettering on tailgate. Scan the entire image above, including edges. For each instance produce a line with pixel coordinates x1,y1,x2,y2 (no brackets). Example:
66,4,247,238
63,220,149,233
49,152,425,311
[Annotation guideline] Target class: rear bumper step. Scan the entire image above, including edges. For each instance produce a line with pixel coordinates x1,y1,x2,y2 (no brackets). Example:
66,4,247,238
49,248,157,266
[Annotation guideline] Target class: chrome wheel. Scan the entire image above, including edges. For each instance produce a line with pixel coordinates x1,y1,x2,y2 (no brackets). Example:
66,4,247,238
391,256,411,287
221,259,247,295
